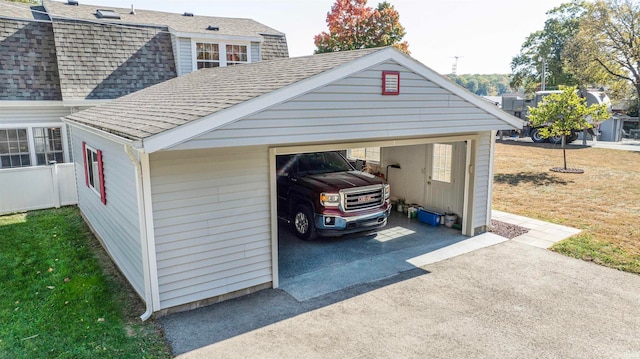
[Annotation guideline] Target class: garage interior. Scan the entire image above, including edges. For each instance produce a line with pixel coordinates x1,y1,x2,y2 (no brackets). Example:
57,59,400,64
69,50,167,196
273,137,475,301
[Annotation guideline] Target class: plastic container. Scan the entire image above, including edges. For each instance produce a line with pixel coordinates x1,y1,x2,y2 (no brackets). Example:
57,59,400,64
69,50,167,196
444,213,458,228
418,209,442,226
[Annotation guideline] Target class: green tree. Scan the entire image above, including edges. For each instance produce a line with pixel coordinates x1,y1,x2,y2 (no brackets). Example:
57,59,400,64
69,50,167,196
448,74,513,95
465,79,478,94
314,0,409,54
528,86,610,170
510,1,587,93
566,0,640,111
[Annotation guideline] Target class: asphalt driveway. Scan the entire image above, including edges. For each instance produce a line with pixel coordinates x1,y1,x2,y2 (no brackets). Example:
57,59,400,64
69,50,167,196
161,240,640,358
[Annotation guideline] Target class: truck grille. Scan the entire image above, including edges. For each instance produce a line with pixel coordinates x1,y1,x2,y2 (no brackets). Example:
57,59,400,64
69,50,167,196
342,186,384,212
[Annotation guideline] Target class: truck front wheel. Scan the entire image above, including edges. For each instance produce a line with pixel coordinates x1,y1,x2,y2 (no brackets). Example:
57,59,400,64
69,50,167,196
530,128,546,143
293,205,317,241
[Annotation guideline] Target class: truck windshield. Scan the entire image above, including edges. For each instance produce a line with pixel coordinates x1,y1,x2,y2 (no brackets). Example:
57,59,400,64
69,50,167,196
296,151,354,176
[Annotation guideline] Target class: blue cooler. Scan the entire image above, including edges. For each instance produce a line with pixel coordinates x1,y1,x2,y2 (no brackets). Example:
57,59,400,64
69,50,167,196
418,209,442,226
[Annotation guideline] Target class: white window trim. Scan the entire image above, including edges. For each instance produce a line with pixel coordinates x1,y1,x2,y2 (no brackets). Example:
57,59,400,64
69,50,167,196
84,144,99,197
0,123,69,169
191,39,252,71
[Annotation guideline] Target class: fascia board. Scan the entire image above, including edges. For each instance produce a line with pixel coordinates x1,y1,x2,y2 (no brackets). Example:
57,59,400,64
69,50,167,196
1,101,65,108
63,117,141,147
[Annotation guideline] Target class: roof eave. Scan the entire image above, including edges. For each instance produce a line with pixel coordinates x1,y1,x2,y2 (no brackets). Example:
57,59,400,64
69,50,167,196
63,116,143,148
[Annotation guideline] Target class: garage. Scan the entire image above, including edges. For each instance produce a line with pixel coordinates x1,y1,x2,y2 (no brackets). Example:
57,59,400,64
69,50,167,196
64,47,521,316
272,138,475,299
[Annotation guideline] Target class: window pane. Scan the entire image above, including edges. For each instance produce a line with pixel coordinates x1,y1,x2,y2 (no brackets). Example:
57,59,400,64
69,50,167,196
7,130,17,141
36,153,46,166
17,129,27,141
432,143,452,183
0,129,30,168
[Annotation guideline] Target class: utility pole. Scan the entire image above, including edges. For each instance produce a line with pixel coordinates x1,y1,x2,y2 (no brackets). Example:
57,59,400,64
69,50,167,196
451,56,462,76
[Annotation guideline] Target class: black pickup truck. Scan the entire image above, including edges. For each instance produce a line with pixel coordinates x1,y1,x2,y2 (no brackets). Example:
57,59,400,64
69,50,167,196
276,151,391,240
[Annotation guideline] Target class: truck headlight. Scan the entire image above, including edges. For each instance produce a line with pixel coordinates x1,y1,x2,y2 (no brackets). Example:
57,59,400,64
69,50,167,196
384,184,391,200
320,193,340,207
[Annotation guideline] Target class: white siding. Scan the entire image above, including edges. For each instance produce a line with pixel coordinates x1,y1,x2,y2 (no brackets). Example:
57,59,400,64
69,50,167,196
173,61,507,150
150,145,272,309
175,37,194,76
70,127,145,296
0,105,70,125
250,41,260,62
472,131,492,232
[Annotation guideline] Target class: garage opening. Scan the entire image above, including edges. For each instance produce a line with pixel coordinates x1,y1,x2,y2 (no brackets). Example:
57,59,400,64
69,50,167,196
270,137,475,301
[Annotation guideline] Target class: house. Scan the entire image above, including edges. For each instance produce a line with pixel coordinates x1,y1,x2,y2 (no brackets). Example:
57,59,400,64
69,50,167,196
0,0,287,213
62,46,523,318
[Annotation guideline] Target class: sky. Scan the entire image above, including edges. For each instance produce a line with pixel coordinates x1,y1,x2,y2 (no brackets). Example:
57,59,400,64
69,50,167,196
59,0,567,75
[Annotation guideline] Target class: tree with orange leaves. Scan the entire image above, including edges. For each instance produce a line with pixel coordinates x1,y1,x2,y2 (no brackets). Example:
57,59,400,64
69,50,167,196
314,0,409,54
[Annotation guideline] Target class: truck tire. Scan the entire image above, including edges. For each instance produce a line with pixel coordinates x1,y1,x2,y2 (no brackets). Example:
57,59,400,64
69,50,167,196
292,205,317,241
530,128,546,143
568,132,578,143
548,134,563,144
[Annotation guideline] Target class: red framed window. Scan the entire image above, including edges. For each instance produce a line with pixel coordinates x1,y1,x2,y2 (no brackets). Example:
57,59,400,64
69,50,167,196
382,71,400,95
82,142,106,205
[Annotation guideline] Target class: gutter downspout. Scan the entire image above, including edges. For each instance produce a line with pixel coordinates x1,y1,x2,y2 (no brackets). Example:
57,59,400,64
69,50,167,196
125,145,153,321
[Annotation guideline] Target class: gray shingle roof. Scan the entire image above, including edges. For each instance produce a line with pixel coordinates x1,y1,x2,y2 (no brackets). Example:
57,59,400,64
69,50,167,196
65,48,383,141
0,1,62,100
43,0,284,37
0,0,47,20
261,34,289,60
51,19,177,100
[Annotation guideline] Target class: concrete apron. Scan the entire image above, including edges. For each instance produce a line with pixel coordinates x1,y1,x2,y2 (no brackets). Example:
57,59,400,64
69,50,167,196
277,211,508,301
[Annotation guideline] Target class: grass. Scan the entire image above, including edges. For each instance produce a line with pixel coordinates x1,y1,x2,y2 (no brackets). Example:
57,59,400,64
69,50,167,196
0,207,171,359
493,141,640,274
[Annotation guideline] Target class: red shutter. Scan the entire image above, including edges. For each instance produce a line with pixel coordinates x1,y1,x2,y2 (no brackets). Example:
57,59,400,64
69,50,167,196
82,142,89,187
97,150,106,205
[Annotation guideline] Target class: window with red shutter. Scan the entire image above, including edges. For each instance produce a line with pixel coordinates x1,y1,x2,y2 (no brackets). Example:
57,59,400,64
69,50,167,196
83,143,106,205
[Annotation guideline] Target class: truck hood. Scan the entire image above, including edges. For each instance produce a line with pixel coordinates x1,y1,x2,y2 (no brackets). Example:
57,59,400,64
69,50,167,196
299,171,385,191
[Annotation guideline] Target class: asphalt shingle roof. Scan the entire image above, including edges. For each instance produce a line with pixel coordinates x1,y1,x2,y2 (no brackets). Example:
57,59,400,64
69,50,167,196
43,0,284,37
0,1,61,100
51,20,177,100
0,0,47,20
65,48,383,141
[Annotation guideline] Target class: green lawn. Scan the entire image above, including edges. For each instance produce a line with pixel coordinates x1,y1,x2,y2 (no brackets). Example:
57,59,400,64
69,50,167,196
0,207,171,358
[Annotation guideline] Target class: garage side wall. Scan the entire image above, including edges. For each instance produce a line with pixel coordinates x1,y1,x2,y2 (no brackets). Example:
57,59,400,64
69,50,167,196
472,131,493,233
70,127,145,296
149,145,272,310
172,61,508,150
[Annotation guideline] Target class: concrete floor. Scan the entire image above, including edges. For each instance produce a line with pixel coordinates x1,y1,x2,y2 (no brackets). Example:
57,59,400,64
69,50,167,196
277,210,469,301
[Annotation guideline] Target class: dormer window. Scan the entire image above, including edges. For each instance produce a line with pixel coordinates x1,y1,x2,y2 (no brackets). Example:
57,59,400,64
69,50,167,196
195,42,248,69
226,44,248,65
196,43,220,68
